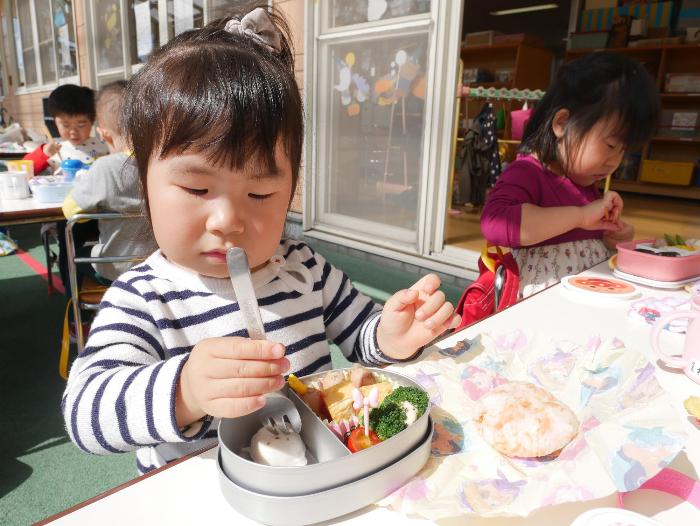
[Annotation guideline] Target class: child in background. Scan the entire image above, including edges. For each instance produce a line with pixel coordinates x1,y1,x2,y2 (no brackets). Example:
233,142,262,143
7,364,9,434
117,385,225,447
62,81,157,284
24,84,108,174
62,6,459,474
481,53,659,298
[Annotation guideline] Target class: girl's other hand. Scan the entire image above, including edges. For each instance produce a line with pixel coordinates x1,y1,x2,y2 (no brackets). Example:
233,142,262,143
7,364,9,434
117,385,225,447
377,273,460,360
603,219,635,249
581,191,624,230
176,337,289,426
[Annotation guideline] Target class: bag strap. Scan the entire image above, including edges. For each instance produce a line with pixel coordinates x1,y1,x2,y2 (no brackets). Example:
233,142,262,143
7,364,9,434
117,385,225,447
618,468,700,510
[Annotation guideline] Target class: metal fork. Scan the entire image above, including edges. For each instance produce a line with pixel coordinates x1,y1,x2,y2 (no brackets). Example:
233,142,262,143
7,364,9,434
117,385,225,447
226,247,301,435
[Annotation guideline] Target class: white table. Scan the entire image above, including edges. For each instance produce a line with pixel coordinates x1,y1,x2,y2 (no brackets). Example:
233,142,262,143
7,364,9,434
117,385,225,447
1,195,64,293
39,262,700,526
0,195,62,226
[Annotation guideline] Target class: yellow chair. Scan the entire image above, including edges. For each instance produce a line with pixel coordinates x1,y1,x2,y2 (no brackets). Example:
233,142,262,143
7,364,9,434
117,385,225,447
60,212,147,379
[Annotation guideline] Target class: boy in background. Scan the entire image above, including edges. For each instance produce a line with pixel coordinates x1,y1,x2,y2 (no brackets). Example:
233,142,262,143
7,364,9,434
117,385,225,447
62,81,157,283
24,84,108,174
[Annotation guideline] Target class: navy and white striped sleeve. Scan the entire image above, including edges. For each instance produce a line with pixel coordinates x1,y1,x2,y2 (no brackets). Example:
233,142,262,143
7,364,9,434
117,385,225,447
61,277,211,455
312,249,400,366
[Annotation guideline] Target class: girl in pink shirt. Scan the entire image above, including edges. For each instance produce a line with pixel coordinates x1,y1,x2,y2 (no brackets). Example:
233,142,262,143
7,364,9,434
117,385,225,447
481,53,659,297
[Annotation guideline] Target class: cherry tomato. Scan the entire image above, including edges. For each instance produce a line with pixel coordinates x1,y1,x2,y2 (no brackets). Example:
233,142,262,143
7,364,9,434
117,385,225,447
346,427,381,453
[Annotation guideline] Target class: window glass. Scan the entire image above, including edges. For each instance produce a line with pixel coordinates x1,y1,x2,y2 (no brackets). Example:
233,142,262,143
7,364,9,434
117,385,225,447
36,0,57,83
329,0,430,28
14,0,38,87
166,0,204,37
320,34,429,234
128,0,158,64
52,0,78,79
94,0,125,72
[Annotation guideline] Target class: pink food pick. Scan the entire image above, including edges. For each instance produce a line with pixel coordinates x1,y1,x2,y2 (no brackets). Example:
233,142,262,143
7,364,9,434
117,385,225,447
352,387,380,437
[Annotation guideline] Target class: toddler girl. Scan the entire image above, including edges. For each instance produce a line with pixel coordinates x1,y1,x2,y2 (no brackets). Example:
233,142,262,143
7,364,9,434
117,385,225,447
481,53,659,298
62,6,458,474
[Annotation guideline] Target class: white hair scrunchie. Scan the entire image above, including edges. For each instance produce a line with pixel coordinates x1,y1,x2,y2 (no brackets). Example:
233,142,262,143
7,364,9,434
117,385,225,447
224,7,282,53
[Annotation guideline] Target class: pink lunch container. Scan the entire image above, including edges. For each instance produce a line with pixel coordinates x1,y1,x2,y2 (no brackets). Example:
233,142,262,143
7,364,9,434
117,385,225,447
616,238,700,282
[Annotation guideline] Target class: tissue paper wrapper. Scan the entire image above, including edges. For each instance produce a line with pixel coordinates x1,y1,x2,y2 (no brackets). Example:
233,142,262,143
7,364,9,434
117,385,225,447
378,330,687,519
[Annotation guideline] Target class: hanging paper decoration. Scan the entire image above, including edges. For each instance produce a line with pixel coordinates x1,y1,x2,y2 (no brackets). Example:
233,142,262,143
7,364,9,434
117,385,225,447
373,47,423,106
394,53,419,99
335,52,370,117
374,76,395,106
335,55,352,105
411,74,426,100
353,73,369,102
367,0,388,21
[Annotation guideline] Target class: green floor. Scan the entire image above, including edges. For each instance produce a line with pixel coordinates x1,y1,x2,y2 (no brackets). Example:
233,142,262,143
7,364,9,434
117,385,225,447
0,224,135,526
0,224,464,525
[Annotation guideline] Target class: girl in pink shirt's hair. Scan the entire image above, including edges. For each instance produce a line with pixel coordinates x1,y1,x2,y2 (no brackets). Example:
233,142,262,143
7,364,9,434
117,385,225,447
481,53,659,298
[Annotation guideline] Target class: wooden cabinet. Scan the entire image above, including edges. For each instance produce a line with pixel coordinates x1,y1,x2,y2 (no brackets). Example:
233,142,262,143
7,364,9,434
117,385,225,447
461,43,554,90
566,44,700,200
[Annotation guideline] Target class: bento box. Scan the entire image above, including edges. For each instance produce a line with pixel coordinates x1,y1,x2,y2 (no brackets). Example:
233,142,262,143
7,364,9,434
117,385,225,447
217,421,432,526
217,367,433,524
617,238,700,282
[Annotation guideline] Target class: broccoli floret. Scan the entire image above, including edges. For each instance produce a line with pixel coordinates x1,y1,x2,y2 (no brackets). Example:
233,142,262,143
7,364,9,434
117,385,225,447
363,386,430,440
383,386,429,417
368,402,407,440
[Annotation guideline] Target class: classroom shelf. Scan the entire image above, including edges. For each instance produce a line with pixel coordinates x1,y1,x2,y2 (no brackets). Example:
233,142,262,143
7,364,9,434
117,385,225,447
566,43,700,55
651,136,700,144
660,93,700,100
462,81,512,90
610,180,700,200
566,44,700,201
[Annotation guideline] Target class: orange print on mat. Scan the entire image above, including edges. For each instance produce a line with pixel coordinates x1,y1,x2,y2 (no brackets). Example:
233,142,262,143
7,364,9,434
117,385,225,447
568,277,636,295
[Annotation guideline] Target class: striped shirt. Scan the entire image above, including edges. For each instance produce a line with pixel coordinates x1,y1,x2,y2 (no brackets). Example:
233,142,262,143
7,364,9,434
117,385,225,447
62,240,397,473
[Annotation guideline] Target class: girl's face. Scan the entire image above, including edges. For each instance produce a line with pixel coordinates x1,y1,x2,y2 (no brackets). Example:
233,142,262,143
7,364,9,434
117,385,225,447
54,114,93,146
147,146,293,278
553,113,625,187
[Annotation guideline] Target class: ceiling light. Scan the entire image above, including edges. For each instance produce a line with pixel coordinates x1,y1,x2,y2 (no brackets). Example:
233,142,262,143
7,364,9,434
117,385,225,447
490,4,559,16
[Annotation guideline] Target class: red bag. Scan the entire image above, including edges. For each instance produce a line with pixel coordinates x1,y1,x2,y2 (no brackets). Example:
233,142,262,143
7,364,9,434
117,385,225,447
454,246,519,332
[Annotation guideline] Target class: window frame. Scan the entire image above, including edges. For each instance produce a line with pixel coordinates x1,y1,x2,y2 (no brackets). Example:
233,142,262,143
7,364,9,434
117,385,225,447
0,11,10,101
303,0,476,278
86,0,173,88
85,0,270,89
9,0,80,95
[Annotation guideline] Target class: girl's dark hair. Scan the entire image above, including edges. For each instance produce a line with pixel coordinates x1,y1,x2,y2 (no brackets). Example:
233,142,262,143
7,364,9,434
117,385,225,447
521,53,659,171
124,2,302,209
47,84,96,122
